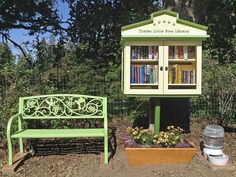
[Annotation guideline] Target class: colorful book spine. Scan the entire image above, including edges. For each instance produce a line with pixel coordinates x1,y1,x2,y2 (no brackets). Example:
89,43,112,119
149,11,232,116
152,46,155,59
155,65,158,83
174,46,178,59
188,46,195,59
183,46,188,60
131,65,135,83
178,46,183,59
146,65,150,83
172,65,177,83
177,65,181,83
150,66,154,83
131,47,135,59
169,46,174,59
169,65,172,84
135,65,139,83
181,70,184,83
148,46,152,59
140,65,145,83
137,47,139,59
155,47,158,60
134,47,138,59
145,46,148,59
193,71,196,84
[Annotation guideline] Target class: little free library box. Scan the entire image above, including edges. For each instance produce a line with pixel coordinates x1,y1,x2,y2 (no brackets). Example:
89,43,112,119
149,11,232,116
121,10,209,97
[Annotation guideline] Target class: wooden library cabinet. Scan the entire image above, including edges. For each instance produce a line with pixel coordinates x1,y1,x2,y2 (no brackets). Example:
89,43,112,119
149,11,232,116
121,10,209,97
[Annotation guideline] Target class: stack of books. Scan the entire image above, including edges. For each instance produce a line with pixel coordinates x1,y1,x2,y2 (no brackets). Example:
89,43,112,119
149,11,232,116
131,46,158,60
131,65,158,84
168,46,195,59
168,65,196,84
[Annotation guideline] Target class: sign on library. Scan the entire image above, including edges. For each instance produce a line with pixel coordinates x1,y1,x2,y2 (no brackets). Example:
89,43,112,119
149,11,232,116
139,29,190,34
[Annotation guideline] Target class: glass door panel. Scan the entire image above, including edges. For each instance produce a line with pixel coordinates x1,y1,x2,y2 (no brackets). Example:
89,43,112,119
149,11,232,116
130,46,159,89
168,45,197,89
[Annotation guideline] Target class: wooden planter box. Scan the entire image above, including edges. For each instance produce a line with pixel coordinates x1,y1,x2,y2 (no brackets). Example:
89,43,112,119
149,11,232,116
125,147,196,166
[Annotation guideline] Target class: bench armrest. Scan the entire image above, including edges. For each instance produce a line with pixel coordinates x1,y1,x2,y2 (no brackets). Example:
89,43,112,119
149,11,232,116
7,113,23,139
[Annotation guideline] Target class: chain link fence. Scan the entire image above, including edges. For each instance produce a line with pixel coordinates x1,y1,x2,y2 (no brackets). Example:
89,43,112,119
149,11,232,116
1,75,235,138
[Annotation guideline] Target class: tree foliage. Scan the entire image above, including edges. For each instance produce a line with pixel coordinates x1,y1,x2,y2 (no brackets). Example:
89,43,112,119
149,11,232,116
0,0,236,138
0,0,64,33
163,0,236,63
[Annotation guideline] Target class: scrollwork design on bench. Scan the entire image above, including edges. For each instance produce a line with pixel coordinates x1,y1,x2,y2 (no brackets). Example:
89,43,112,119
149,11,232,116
23,96,103,117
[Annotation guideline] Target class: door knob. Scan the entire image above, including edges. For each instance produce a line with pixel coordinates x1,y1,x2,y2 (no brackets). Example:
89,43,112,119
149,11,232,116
165,66,168,71
160,66,163,71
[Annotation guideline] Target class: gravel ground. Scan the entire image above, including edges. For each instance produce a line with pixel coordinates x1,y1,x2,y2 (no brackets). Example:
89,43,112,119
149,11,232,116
1,117,236,177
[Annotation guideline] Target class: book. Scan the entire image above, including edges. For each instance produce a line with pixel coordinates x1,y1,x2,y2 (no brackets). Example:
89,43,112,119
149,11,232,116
146,65,150,83
192,71,196,84
131,65,135,83
188,46,195,59
144,46,148,59
155,65,158,83
168,65,172,84
135,46,137,59
131,47,135,59
177,65,181,83
140,65,145,83
178,46,183,59
148,46,152,59
137,47,140,59
174,46,178,59
135,65,139,83
171,65,177,83
169,46,175,59
152,46,155,59
150,66,154,83
155,46,159,59
183,46,188,59
180,70,196,84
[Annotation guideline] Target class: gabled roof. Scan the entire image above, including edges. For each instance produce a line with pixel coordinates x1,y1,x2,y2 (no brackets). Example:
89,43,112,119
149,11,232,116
121,10,208,31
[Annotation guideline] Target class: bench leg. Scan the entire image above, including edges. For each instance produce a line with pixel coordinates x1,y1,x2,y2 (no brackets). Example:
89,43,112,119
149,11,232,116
19,138,23,153
104,134,108,164
7,137,13,165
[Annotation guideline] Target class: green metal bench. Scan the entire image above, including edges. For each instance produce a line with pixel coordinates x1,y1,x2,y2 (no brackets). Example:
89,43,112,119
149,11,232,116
7,94,108,165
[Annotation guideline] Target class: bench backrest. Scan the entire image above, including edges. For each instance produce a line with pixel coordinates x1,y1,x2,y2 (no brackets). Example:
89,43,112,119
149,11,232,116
19,94,107,119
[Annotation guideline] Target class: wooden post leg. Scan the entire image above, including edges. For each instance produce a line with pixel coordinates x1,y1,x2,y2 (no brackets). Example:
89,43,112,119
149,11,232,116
154,99,161,133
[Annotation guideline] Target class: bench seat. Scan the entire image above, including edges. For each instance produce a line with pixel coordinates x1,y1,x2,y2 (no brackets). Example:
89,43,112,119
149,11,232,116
7,94,108,166
11,129,105,138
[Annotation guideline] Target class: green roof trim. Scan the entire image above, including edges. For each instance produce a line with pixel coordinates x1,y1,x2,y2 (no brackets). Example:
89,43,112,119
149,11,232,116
121,10,208,31
177,19,208,31
151,10,178,18
121,19,152,31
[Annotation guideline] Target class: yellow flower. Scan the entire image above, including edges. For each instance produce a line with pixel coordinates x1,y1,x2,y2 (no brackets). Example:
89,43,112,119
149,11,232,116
154,135,158,138
133,131,138,135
